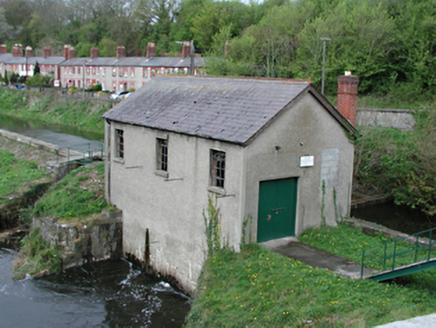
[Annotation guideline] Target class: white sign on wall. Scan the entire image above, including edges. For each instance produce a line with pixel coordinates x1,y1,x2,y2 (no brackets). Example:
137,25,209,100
300,155,314,167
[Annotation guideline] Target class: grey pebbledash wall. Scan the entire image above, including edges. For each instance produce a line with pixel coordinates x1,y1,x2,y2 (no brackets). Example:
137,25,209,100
33,209,122,270
356,108,415,131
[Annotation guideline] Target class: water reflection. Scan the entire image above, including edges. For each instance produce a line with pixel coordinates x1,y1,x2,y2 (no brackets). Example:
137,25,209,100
0,247,191,327
351,202,435,235
0,114,103,151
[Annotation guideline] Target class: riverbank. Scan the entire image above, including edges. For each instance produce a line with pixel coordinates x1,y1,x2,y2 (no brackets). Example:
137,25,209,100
0,88,108,134
186,224,436,327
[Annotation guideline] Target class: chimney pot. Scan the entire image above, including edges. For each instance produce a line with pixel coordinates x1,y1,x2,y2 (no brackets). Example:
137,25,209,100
68,47,76,59
337,75,359,126
146,42,156,58
25,46,33,57
116,46,126,59
90,47,99,59
43,46,51,58
181,41,191,58
63,44,70,60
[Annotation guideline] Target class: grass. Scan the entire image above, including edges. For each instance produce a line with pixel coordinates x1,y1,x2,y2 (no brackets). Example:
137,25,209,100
186,225,436,327
0,150,46,203
0,88,109,134
13,228,61,280
31,163,109,221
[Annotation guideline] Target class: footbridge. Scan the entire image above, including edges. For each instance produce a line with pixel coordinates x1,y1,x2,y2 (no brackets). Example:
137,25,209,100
361,227,436,281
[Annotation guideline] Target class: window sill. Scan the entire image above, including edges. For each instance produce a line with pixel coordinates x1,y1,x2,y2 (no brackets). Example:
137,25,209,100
155,170,169,178
207,186,226,196
113,157,125,164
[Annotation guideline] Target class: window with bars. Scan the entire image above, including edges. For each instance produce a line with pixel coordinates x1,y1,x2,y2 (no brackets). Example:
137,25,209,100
210,150,225,188
115,129,124,159
156,138,168,171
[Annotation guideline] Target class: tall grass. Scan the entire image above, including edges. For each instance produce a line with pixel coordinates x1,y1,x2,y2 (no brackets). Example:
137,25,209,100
31,163,108,220
187,239,436,327
0,150,46,203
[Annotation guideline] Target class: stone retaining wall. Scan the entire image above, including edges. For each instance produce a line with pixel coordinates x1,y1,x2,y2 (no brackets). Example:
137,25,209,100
33,209,122,270
356,108,415,131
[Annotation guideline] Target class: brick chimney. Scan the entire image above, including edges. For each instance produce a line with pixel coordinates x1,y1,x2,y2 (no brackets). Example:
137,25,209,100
25,46,33,57
43,46,51,58
0,44,6,54
63,45,70,59
68,47,76,59
90,47,99,59
146,42,156,58
337,72,359,125
181,41,191,58
12,44,23,57
116,46,126,59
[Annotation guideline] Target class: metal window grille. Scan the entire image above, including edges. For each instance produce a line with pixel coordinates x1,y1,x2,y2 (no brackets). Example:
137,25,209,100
157,139,168,171
211,150,225,188
116,129,124,159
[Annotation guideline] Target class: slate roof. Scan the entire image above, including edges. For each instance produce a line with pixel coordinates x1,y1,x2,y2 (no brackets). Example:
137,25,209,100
102,76,355,145
59,56,204,68
5,56,65,65
0,53,12,62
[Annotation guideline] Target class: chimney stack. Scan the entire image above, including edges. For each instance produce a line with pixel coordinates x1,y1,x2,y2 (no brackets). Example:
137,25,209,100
63,44,70,60
337,72,359,125
12,44,23,57
146,42,156,59
68,47,76,59
181,41,191,58
43,46,51,58
25,46,33,57
116,46,126,59
90,47,99,59
0,44,7,54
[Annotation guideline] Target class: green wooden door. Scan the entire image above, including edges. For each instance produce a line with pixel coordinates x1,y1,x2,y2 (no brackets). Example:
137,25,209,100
257,178,297,242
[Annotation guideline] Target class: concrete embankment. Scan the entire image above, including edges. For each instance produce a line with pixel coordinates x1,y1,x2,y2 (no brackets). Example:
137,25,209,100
34,210,123,269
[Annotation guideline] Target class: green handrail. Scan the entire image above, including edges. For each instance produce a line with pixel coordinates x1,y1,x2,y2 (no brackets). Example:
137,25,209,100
361,227,436,279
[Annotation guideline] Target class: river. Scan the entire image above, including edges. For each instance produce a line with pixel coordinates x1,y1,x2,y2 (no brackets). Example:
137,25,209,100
0,114,191,326
0,243,191,327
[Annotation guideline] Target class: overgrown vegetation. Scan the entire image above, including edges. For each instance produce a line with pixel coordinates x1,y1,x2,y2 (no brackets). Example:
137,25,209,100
300,223,436,297
187,225,436,327
0,149,46,204
0,89,108,134
13,228,61,280
354,110,436,216
25,73,53,87
30,163,108,221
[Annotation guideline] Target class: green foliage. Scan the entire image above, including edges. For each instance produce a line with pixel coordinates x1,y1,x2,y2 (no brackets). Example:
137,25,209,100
13,228,61,279
354,111,436,215
33,61,40,75
0,150,46,203
0,89,107,134
10,72,18,84
187,231,436,327
300,223,436,293
25,73,53,87
204,194,221,257
31,163,108,220
4,70,8,85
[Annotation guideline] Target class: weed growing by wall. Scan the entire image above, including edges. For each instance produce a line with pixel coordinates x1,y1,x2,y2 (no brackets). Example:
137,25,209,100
13,228,61,279
204,194,221,257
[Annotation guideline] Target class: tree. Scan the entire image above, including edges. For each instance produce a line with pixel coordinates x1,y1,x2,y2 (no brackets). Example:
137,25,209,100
33,62,40,75
3,71,8,85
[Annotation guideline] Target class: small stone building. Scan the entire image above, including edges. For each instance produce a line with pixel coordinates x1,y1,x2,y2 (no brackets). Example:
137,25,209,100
102,75,358,293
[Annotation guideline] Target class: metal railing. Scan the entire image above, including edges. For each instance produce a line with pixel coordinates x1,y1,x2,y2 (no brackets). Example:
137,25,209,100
361,227,436,279
56,141,104,164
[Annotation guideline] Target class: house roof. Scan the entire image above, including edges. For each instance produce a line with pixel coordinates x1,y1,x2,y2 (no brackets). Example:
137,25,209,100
0,53,12,63
5,56,65,65
102,76,356,145
59,56,204,68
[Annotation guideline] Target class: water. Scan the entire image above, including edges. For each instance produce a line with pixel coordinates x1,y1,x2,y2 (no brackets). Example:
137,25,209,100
0,245,191,327
351,202,435,235
0,114,103,151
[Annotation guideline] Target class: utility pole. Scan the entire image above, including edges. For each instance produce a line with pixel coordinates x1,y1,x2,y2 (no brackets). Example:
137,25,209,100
189,40,195,75
321,37,331,95
82,59,86,94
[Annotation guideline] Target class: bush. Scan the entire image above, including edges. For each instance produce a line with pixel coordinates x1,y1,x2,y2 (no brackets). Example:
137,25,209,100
25,73,53,87
354,110,436,215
